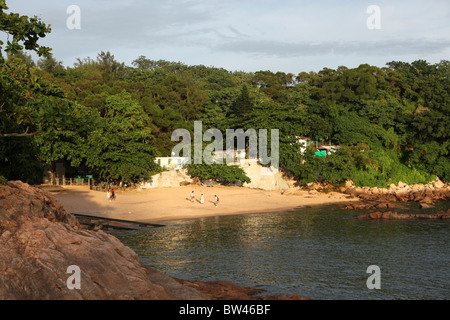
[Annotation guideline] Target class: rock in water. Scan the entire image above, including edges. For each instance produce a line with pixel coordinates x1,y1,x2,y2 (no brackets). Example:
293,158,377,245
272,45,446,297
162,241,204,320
0,181,206,300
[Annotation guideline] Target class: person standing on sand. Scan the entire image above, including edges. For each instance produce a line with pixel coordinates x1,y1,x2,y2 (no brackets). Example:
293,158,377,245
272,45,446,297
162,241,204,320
111,189,116,200
107,190,111,201
190,191,195,202
200,194,204,204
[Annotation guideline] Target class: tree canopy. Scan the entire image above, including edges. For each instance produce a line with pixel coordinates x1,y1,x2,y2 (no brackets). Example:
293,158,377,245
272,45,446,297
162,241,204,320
1,1,449,186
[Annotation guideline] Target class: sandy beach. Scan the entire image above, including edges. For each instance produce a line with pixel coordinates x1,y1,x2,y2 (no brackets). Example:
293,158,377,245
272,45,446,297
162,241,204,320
50,185,357,224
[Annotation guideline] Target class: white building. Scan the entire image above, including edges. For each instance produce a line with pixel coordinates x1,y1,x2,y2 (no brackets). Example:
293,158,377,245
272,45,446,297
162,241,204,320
317,145,340,156
296,137,314,154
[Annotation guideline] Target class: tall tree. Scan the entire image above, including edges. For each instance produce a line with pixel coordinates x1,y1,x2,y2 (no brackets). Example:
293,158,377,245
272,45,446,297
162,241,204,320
37,53,64,75
85,91,160,182
96,51,124,84
229,84,253,124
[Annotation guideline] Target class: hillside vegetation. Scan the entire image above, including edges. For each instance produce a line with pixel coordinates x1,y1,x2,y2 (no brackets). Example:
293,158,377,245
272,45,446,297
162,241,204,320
1,2,448,187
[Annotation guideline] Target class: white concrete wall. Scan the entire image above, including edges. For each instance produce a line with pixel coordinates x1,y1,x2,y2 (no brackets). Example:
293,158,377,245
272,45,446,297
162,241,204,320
140,162,291,191
140,169,193,189
240,162,290,190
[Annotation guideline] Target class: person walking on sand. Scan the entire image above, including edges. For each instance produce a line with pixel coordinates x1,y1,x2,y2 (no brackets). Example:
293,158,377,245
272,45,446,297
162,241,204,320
214,195,219,207
200,194,204,204
107,190,111,201
111,189,116,201
190,190,195,202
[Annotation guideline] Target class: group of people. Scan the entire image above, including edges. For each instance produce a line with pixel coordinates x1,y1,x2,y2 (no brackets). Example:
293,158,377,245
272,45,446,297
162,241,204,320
106,189,116,201
190,191,219,207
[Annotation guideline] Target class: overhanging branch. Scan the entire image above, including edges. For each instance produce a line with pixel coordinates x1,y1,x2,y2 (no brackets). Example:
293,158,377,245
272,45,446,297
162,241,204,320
0,126,41,137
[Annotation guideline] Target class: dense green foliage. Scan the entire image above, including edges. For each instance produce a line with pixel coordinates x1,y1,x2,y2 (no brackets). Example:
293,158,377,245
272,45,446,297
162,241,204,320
187,163,251,185
84,92,161,181
0,0,51,62
1,3,448,186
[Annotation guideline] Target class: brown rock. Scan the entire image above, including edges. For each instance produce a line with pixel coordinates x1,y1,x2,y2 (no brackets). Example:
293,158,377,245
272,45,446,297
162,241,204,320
357,210,408,220
395,193,411,202
342,201,407,211
368,211,383,219
341,202,366,210
419,202,434,209
176,279,311,300
385,203,406,209
0,181,206,300
357,208,450,220
434,189,450,201
374,202,389,209
176,280,264,300
385,194,399,202
433,178,444,189
381,211,409,219
356,211,374,220
419,196,434,204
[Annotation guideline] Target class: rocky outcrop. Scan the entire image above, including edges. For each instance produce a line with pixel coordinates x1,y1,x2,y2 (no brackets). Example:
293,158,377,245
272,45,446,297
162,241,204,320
342,178,450,203
0,181,207,300
342,202,406,210
341,178,450,220
357,209,450,220
175,279,310,300
0,181,309,300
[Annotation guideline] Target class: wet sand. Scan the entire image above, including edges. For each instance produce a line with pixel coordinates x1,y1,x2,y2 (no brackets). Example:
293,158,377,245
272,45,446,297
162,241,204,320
51,185,357,223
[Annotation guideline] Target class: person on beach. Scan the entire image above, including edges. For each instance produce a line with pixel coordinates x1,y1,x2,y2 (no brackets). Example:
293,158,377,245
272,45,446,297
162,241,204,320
214,195,219,207
111,189,116,200
190,191,195,202
200,194,204,204
107,190,111,201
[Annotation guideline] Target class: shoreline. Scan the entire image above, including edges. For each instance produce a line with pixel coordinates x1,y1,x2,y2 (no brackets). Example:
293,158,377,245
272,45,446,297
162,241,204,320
151,203,330,225
50,184,358,224
1,180,311,300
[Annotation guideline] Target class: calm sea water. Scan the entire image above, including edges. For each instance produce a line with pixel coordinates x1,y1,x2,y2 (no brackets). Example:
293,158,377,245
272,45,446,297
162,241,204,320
114,201,450,300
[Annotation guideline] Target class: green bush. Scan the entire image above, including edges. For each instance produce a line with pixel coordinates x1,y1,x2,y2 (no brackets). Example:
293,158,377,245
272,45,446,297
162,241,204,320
388,163,434,186
0,175,8,185
351,168,388,188
186,163,251,185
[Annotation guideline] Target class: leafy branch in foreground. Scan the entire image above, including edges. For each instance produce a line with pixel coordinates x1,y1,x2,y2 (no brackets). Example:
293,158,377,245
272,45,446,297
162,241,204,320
0,0,52,62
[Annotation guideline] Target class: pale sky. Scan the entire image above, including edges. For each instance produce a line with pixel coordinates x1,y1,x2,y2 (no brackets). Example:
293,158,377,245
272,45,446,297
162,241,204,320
4,0,450,73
